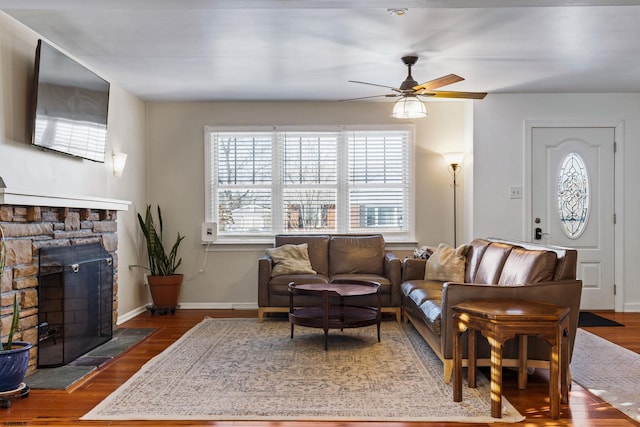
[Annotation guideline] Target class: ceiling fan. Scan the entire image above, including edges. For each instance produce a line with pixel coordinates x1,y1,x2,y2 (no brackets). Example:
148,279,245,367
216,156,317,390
344,56,487,118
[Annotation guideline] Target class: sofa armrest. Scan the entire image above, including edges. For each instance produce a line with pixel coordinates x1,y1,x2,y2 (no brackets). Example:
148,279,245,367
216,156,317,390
384,252,402,306
258,255,273,307
439,280,583,360
402,258,426,282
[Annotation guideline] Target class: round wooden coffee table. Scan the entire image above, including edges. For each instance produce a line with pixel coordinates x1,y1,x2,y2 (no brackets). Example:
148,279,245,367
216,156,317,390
288,279,381,350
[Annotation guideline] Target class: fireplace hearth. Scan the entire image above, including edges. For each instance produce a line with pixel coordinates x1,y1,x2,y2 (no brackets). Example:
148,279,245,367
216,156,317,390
37,243,114,368
0,195,128,375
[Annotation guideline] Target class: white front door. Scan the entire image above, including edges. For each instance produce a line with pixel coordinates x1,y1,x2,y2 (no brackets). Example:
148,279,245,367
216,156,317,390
531,127,615,310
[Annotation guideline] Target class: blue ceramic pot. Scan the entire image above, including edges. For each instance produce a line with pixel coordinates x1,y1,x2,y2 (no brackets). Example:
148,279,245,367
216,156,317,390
0,341,33,392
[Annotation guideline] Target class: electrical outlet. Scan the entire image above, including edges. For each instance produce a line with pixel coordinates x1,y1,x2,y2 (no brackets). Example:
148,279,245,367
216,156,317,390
201,222,217,242
509,186,523,199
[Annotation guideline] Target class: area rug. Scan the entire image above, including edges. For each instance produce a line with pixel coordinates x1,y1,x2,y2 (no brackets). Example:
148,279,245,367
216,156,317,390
26,328,156,390
82,318,524,422
572,328,640,422
578,311,624,327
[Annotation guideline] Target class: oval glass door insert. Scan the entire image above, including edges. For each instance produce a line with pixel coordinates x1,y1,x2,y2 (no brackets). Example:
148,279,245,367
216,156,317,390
557,152,590,238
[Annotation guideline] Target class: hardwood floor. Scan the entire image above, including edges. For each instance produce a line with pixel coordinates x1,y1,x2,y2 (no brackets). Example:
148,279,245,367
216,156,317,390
3,309,640,426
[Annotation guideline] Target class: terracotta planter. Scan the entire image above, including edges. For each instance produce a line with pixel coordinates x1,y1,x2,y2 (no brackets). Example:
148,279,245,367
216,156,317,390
147,274,183,309
0,341,33,392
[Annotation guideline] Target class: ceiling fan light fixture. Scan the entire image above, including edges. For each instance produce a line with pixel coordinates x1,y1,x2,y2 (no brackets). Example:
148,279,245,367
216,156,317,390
392,96,427,119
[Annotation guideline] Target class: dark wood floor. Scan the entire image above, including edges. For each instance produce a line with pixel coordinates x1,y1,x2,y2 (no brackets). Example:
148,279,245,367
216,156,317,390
3,309,640,426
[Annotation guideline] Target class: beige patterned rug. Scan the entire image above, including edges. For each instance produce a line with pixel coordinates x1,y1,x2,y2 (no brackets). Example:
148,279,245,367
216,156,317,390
572,329,640,422
82,318,524,422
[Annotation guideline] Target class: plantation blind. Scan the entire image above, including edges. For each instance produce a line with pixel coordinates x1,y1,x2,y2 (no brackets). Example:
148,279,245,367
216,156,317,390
206,126,414,241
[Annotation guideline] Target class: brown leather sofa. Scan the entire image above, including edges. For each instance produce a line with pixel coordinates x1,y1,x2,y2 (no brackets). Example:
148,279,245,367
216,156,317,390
258,234,402,322
401,237,583,383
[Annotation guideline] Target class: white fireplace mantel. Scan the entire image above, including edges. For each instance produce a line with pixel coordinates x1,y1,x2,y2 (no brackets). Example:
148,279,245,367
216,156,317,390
0,188,131,211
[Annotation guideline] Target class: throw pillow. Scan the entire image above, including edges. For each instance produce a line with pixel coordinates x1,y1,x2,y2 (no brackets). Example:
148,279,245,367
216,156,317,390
424,243,469,282
413,246,434,260
265,243,316,277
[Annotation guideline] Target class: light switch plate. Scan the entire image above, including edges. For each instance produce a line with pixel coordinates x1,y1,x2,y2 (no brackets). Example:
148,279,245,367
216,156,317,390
509,186,523,199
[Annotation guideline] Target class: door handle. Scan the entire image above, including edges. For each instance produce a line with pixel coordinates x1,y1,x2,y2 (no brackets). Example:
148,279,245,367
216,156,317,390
535,227,543,240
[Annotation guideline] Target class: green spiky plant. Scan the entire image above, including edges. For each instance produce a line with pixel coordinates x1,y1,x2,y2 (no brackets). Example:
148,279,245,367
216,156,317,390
137,205,184,276
1,225,20,351
1,296,19,351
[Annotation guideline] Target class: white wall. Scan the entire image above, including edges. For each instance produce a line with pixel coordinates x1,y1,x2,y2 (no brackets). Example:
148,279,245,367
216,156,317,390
473,93,640,311
6,10,638,312
146,101,469,308
0,13,149,319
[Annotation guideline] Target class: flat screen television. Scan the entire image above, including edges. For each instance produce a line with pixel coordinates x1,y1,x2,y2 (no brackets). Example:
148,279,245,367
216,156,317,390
31,39,110,163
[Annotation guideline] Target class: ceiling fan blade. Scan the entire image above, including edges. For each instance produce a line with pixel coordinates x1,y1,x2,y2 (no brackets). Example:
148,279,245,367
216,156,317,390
348,80,402,92
419,90,487,100
413,74,465,92
340,94,400,101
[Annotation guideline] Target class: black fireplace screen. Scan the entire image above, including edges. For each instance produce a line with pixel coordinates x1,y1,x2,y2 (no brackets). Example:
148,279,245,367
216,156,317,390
37,242,113,367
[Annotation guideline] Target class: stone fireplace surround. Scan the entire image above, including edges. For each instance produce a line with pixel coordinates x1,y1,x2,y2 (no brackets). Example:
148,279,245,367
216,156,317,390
0,189,130,372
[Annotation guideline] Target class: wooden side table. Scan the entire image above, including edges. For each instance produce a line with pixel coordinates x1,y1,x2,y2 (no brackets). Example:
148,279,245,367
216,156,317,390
452,299,570,419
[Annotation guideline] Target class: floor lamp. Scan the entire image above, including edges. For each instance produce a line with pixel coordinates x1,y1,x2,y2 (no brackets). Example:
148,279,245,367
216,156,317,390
443,152,464,247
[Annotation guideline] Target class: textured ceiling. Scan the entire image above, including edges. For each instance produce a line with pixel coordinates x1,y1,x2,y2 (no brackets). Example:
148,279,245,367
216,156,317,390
3,0,640,101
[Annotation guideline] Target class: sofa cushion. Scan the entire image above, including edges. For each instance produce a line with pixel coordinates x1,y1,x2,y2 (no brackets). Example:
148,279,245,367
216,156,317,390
401,280,443,335
265,243,316,277
329,235,385,276
275,235,330,276
498,248,558,285
465,239,491,282
473,242,514,284
418,299,443,335
269,273,329,287
424,243,469,283
330,273,390,286
268,274,330,295
406,284,443,308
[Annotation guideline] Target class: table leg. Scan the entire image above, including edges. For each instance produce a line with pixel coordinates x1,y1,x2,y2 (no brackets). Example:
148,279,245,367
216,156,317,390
323,291,329,351
377,292,381,342
468,329,477,388
518,335,528,390
289,292,294,339
561,325,570,404
549,331,560,419
490,339,503,418
453,321,463,402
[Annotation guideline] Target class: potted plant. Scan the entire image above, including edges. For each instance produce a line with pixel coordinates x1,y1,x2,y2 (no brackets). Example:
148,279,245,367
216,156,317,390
137,205,185,314
0,225,33,392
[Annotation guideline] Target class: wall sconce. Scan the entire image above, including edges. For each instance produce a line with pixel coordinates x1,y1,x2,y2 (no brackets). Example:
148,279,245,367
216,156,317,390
112,151,128,178
442,152,465,246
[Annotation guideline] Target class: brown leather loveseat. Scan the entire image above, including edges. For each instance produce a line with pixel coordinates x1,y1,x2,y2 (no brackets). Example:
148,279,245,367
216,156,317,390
401,237,582,383
258,234,402,321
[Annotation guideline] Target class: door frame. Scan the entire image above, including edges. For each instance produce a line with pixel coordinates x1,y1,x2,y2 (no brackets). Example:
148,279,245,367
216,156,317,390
524,120,625,312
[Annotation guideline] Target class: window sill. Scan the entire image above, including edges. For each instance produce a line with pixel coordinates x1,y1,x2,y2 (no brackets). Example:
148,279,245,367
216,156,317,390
201,239,418,252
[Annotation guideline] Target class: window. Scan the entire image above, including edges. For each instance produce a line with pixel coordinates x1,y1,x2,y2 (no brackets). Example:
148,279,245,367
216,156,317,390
557,152,590,239
205,126,414,242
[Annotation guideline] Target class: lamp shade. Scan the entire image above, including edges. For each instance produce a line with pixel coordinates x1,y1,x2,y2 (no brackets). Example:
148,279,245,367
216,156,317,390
392,96,427,119
442,152,465,167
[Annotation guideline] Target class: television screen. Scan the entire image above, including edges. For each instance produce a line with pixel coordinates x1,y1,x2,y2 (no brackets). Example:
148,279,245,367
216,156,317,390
31,39,110,163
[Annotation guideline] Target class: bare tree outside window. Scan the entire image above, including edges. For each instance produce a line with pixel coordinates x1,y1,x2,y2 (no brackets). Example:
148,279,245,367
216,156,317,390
206,126,413,240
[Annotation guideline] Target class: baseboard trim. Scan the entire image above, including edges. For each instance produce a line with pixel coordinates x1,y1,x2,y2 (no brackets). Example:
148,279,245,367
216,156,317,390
178,302,258,310
622,302,640,312
116,306,148,325
117,303,260,323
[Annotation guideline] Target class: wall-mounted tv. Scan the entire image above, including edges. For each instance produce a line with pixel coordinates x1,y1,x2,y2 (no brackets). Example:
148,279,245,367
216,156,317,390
31,39,110,163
